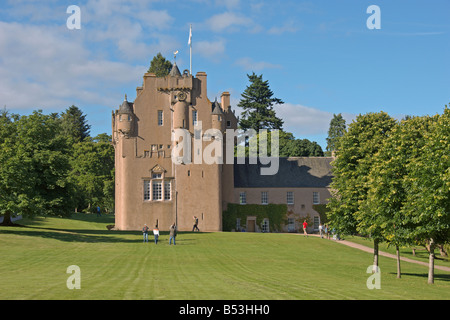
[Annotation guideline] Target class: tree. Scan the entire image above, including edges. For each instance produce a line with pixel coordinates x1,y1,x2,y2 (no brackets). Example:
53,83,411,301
239,130,324,157
0,110,73,225
68,134,115,213
238,72,284,132
402,106,450,284
364,115,432,278
148,52,173,77
281,138,324,157
327,112,397,269
326,113,346,153
60,105,91,142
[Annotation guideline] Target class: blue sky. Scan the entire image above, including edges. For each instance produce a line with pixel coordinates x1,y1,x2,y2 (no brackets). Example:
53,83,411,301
1,0,449,150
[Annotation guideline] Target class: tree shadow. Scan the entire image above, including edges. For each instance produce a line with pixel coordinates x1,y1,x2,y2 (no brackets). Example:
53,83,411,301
0,226,137,243
390,272,450,282
0,225,206,244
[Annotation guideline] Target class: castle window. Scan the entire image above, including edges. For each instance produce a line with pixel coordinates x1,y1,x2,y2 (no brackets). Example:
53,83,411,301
144,180,151,201
144,150,150,158
262,219,270,233
226,120,231,128
287,191,294,205
239,192,246,205
151,145,157,151
261,191,268,205
164,181,171,200
152,173,162,179
158,110,163,126
313,192,320,204
152,180,162,200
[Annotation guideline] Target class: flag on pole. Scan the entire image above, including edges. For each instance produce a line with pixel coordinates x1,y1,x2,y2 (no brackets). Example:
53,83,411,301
188,24,192,46
188,24,192,75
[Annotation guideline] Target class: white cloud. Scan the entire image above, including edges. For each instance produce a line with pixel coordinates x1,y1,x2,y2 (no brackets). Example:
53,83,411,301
205,11,255,32
235,57,282,71
268,20,300,35
274,103,333,136
215,0,241,10
194,39,226,60
0,21,146,110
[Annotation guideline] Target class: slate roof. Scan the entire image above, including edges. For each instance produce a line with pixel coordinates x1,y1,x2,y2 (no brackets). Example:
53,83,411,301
169,63,182,77
118,95,133,114
234,157,334,188
211,99,223,115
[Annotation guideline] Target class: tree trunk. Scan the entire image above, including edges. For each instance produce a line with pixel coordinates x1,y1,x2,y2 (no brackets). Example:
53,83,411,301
372,239,379,273
428,238,435,284
438,244,448,257
396,245,401,279
0,211,14,226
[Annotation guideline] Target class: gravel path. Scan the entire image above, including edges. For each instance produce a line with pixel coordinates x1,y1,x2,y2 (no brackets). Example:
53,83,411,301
308,233,450,272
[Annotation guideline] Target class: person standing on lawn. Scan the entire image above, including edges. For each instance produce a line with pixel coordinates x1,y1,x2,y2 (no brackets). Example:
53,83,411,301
142,224,149,243
303,220,308,238
169,223,177,245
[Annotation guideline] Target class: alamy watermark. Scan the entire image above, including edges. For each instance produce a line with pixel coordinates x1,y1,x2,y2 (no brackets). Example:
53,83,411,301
366,265,381,289
367,5,381,30
66,265,81,289
171,123,279,175
66,5,81,30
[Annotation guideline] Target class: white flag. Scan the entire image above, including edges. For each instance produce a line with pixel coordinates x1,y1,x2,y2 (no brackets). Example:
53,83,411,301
188,24,192,46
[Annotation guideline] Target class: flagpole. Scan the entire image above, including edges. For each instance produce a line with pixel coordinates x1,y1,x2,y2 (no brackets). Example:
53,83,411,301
189,24,192,75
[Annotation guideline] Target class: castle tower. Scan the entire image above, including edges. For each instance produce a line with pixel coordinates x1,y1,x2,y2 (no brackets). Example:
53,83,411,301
112,60,238,231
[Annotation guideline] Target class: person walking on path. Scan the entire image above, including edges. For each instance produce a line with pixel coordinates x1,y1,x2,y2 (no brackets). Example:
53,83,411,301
142,224,149,243
153,225,160,244
169,223,177,245
302,220,308,237
192,216,200,232
319,223,323,238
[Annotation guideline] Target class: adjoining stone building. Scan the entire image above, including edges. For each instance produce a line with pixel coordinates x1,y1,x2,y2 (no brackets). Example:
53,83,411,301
112,62,333,232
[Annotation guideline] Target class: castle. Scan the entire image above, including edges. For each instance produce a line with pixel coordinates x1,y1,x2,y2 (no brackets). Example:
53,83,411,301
112,62,333,232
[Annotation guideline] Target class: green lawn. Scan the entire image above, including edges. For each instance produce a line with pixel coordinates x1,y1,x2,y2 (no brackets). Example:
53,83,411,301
0,213,449,300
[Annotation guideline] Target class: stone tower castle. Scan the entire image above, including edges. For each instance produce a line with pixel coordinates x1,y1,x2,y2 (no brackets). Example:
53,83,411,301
112,62,238,231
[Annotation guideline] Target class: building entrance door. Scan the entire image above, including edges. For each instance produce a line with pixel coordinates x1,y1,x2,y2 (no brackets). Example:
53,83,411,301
247,216,256,232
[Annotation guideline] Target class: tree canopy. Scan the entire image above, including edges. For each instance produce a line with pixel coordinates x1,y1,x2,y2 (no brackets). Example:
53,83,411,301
326,105,450,284
326,113,346,153
0,106,114,225
238,72,284,131
148,52,173,77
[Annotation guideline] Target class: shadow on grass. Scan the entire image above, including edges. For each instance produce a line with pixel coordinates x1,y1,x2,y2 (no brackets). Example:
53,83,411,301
0,224,208,244
0,226,138,243
389,272,450,282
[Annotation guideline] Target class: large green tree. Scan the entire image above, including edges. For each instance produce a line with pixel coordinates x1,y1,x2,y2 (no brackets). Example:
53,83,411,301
68,134,115,213
401,106,450,284
238,72,284,131
0,110,73,225
364,115,432,277
327,112,397,268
